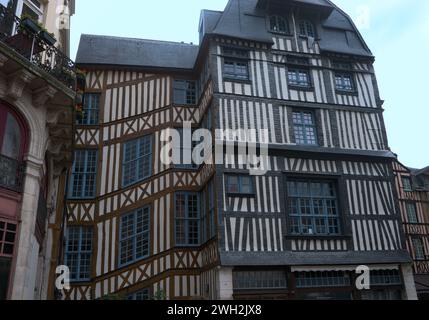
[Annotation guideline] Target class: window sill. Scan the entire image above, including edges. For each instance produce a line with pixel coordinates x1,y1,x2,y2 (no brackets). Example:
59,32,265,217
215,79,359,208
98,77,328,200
269,31,294,37
223,77,252,84
285,235,351,241
227,193,256,199
288,85,314,92
335,89,359,96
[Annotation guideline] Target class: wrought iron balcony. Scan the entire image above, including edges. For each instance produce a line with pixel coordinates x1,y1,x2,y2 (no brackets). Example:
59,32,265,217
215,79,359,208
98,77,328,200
0,154,25,193
0,4,76,90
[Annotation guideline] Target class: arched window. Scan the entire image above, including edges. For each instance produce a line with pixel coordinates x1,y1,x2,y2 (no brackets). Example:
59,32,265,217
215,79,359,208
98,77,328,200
269,15,288,34
299,20,315,38
0,102,26,160
0,101,28,192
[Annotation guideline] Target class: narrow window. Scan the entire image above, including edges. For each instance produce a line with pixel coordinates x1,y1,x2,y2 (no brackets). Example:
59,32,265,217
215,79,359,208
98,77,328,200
77,93,100,125
402,176,412,192
287,180,341,236
122,135,152,187
173,80,197,105
70,150,98,199
208,180,216,239
299,20,315,38
292,111,318,146
226,175,254,196
412,238,425,261
269,15,288,33
119,206,151,266
406,203,418,224
175,192,200,246
65,226,93,282
287,68,311,87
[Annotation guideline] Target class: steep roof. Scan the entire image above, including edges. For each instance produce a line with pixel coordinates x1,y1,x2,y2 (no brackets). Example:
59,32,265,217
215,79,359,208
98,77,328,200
76,34,199,70
76,0,373,69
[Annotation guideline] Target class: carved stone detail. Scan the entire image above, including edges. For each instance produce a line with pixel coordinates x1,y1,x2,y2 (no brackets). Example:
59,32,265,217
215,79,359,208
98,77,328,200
6,69,35,100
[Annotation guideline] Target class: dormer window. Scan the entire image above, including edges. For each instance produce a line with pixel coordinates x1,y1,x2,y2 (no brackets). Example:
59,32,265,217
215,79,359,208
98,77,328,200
269,15,288,34
299,20,315,38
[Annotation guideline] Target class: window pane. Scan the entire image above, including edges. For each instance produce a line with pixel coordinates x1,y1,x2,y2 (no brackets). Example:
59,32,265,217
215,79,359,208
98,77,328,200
1,113,21,159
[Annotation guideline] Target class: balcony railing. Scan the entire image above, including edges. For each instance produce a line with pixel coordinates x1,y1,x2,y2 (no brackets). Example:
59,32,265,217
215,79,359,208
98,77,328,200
0,154,25,193
0,4,76,90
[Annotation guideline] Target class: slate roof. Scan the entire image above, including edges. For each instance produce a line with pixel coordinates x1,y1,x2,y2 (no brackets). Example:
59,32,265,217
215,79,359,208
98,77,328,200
76,0,373,69
76,35,199,70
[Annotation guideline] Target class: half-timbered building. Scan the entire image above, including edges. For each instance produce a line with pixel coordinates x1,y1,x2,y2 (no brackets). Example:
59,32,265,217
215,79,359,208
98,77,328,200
61,0,417,300
394,162,429,300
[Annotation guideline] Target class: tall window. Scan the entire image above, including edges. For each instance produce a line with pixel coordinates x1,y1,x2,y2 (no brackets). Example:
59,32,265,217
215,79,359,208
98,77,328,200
223,47,249,81
119,206,151,266
299,20,315,38
287,180,341,236
175,192,200,246
412,238,425,261
0,220,17,257
406,203,418,224
77,93,100,125
208,180,216,239
173,128,198,169
335,73,354,91
402,177,412,192
122,135,152,187
287,68,311,87
70,150,98,199
20,0,44,22
65,227,93,282
226,175,254,196
292,111,318,145
269,15,288,33
173,80,197,105
0,103,26,192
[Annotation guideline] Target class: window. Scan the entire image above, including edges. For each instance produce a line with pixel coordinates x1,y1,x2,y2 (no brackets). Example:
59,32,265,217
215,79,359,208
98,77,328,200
127,288,151,300
0,221,16,257
77,93,100,125
122,135,152,187
175,192,200,246
0,257,12,300
0,103,25,160
223,48,249,81
287,180,341,236
119,206,151,266
21,0,44,22
371,270,402,286
287,68,311,87
173,80,197,105
413,238,425,261
173,129,198,169
269,15,288,33
226,175,254,196
406,203,418,224
233,270,288,290
208,180,216,239
292,111,318,146
335,73,354,91
402,177,412,191
70,150,98,199
65,227,93,282
201,179,216,243
295,271,350,288
299,20,315,38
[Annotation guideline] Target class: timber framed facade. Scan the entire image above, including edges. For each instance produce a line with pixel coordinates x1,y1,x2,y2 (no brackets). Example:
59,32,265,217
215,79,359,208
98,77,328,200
56,0,417,300
394,162,429,300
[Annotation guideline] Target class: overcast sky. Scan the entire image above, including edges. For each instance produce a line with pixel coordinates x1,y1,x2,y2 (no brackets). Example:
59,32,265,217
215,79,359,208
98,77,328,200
70,0,429,169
